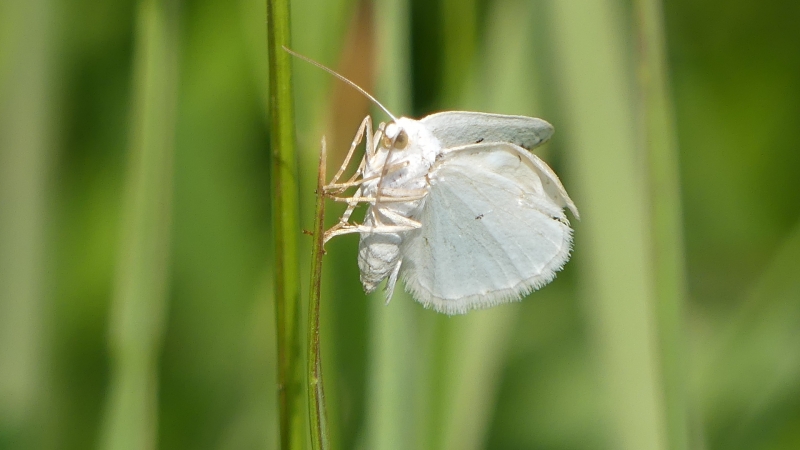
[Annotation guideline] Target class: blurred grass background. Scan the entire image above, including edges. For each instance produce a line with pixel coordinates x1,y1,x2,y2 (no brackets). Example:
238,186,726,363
1,0,800,449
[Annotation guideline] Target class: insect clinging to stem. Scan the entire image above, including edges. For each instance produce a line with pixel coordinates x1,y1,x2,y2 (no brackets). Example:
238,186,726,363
286,46,579,316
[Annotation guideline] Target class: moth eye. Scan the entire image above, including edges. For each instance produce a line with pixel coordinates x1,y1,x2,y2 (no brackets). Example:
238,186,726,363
394,130,408,149
382,122,400,149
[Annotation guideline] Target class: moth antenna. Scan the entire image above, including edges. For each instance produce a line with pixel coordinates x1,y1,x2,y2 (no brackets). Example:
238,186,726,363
282,46,398,122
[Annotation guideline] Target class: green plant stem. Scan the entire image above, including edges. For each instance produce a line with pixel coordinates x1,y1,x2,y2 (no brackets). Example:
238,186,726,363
440,0,477,106
100,0,178,449
266,0,304,448
308,139,329,450
549,1,668,449
634,0,690,449
0,0,54,446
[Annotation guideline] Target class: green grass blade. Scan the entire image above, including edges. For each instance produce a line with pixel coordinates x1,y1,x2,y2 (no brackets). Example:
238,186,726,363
374,0,411,111
266,0,304,448
0,0,55,447
697,221,800,449
549,1,668,449
634,0,690,448
99,0,178,449
436,310,518,450
440,0,477,106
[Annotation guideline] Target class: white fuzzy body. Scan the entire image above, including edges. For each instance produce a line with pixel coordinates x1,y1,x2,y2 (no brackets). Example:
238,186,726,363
357,118,439,294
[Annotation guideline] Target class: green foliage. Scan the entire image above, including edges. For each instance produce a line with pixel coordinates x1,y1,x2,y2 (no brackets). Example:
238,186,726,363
1,0,799,449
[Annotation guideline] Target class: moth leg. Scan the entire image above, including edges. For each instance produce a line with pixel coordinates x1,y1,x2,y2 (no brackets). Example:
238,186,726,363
324,185,366,239
327,121,388,193
377,209,422,229
324,161,410,191
340,156,368,188
369,122,387,159
377,187,427,200
328,202,421,238
327,115,372,188
323,223,419,243
330,194,425,204
325,187,426,241
325,183,388,240
330,186,427,204
384,259,402,305
323,202,421,244
325,119,404,193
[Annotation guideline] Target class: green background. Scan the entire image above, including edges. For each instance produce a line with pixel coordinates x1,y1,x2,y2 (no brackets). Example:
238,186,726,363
1,0,799,449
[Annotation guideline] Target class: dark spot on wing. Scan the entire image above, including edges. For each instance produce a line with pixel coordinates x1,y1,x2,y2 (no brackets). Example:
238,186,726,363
475,214,484,220
476,138,484,143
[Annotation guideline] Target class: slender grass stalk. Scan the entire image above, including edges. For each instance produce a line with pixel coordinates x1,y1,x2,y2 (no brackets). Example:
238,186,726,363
634,0,690,449
0,0,54,446
697,221,800,449
266,0,304,448
440,0,477,106
307,139,329,450
99,0,178,449
548,1,668,449
364,1,418,449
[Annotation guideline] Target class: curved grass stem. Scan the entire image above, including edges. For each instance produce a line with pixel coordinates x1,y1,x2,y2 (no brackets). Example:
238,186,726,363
634,0,690,448
308,138,330,450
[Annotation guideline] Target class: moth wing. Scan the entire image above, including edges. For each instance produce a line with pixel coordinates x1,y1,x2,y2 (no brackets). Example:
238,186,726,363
420,111,554,150
401,143,575,315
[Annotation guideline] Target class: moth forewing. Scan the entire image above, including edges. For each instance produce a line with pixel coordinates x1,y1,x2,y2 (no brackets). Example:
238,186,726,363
421,111,555,150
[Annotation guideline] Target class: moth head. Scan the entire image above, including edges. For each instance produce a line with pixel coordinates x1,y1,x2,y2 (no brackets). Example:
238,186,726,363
382,122,409,150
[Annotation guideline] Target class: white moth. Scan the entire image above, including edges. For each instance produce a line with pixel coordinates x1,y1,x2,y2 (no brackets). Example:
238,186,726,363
289,49,579,315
